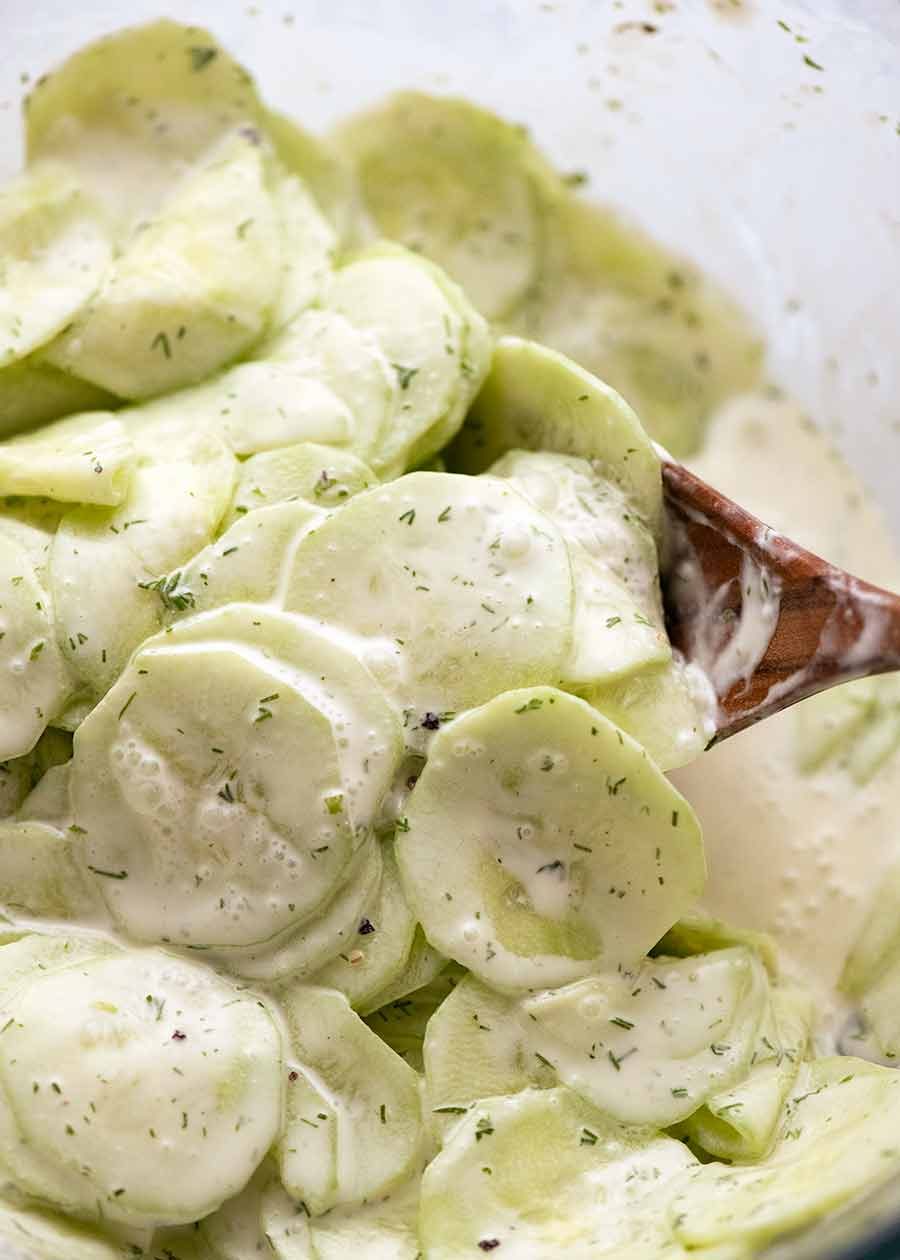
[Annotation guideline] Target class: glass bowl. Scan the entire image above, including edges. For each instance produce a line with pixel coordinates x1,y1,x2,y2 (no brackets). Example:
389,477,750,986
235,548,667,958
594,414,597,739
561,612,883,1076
1,1,898,1255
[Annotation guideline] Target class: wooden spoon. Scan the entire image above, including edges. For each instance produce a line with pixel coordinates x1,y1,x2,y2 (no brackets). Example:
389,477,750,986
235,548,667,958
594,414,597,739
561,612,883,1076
660,454,900,745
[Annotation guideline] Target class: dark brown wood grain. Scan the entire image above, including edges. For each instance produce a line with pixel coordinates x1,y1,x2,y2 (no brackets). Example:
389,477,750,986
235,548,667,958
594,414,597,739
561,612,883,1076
660,458,900,743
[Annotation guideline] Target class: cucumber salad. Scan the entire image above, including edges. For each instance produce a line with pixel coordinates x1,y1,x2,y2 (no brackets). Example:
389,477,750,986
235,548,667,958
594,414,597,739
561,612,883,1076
0,19,899,1260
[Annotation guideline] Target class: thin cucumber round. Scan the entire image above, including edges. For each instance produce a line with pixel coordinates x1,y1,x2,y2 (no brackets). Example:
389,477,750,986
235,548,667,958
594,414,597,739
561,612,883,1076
451,336,662,539
0,944,282,1228
270,174,337,330
276,984,425,1214
0,163,112,368
0,412,133,507
396,686,705,990
0,820,102,924
284,473,574,719
419,1087,696,1259
226,442,375,527
72,606,400,948
45,131,282,399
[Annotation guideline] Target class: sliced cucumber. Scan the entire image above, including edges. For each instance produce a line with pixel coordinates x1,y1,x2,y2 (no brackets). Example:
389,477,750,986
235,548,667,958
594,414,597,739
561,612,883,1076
222,839,382,984
0,533,70,759
264,309,397,466
0,820,102,923
271,174,337,329
226,442,374,526
794,679,876,775
671,1057,900,1251
334,92,558,320
26,19,268,231
0,162,112,369
655,910,780,979
359,928,448,1018
0,931,112,1003
451,336,662,538
583,654,717,772
267,110,359,240
158,501,323,620
365,963,462,1071
276,985,424,1214
520,947,769,1127
396,686,705,990
198,1159,273,1260
0,412,133,507
259,1179,315,1259
17,761,72,829
284,473,573,719
72,606,400,948
45,130,282,399
419,1087,696,1259
310,1177,421,1260
507,196,763,457
490,449,669,685
324,249,488,476
0,493,64,586
0,945,282,1228
0,1200,125,1260
423,973,548,1130
313,842,418,1011
0,357,117,442
50,424,235,698
681,985,813,1161
842,861,900,998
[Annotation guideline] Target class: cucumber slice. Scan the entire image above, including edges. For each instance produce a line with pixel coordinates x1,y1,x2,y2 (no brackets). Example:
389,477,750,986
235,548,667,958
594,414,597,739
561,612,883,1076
276,985,425,1214
0,493,64,586
490,450,669,685
583,655,717,772
198,1160,273,1260
17,761,72,829
794,679,876,775
0,1200,125,1260
0,931,113,1003
313,842,418,1011
508,196,763,457
267,110,359,240
0,357,117,442
26,19,268,231
310,1178,421,1260
520,947,769,1127
681,985,813,1161
72,605,400,948
227,442,375,526
0,945,282,1228
0,533,70,759
419,1087,696,1259
654,910,780,979
848,950,900,1064
359,929,448,1018
365,963,462,1071
0,163,112,369
271,174,338,329
150,604,403,833
324,250,487,476
284,473,574,719
334,93,558,320
423,973,548,1129
158,501,323,620
396,686,705,990
451,336,663,538
50,425,235,699
0,412,133,506
259,1179,315,1259
45,130,282,399
0,820,102,923
264,310,397,466
842,862,900,998
222,839,382,983
670,1057,900,1251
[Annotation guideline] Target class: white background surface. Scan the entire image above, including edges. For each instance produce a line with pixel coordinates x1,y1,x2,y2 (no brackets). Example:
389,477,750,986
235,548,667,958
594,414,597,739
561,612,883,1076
1,0,898,528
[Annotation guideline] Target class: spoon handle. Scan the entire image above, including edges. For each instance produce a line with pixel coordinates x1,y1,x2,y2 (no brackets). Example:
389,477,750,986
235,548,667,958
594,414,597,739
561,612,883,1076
660,458,900,744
